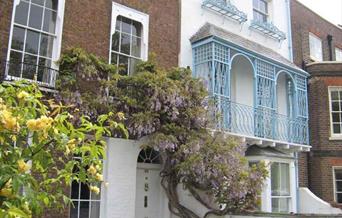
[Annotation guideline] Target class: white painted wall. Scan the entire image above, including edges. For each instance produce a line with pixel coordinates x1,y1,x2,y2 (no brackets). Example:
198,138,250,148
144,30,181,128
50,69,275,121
179,0,291,68
230,56,254,107
276,73,288,116
299,187,342,215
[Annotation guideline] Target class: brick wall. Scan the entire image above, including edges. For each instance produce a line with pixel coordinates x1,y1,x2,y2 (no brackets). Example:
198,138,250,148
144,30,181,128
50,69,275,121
62,0,180,69
0,0,13,77
291,0,342,203
291,0,342,67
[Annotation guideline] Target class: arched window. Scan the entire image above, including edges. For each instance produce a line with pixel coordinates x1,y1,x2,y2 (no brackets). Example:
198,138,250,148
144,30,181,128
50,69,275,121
137,148,161,164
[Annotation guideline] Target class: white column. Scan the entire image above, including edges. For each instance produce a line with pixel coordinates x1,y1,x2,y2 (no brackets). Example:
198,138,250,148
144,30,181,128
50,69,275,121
261,160,272,212
290,161,297,213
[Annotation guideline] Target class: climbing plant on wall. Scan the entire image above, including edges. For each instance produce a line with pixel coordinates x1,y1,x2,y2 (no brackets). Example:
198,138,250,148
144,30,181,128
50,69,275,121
57,48,268,218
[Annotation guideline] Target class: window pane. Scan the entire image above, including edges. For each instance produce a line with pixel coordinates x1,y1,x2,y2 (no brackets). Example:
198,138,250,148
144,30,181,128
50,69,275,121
80,183,90,200
115,16,121,31
336,48,342,61
14,1,29,25
259,0,267,13
129,58,139,75
32,0,45,6
43,9,57,33
272,198,289,213
23,54,37,80
309,34,323,61
8,51,23,77
112,32,120,52
25,30,40,54
118,55,129,75
336,181,342,192
121,17,132,34
332,113,341,123
332,102,340,111
111,53,118,65
338,193,342,203
90,185,101,201
331,91,339,100
40,34,54,57
11,26,25,51
271,163,280,196
335,169,342,180
333,124,341,134
45,0,58,10
280,163,290,196
89,201,100,218
71,180,80,199
28,4,44,30
132,36,141,58
79,201,89,218
37,58,52,83
70,201,78,218
132,20,142,37
120,33,131,55
253,0,258,9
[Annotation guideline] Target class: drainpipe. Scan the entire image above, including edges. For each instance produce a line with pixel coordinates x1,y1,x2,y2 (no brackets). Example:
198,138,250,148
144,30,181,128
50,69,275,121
328,34,333,61
285,0,293,62
295,152,300,213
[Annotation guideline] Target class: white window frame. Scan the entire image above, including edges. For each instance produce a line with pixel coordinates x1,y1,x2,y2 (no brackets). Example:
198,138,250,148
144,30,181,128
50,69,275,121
336,47,342,62
333,166,342,203
6,0,65,87
328,87,342,139
309,32,323,62
270,162,291,213
253,0,269,23
109,2,149,74
247,156,296,213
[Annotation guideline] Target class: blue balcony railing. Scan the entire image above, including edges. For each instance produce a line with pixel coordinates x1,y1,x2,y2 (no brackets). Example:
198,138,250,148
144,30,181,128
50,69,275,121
250,20,286,41
202,0,247,23
211,95,308,145
3,60,58,88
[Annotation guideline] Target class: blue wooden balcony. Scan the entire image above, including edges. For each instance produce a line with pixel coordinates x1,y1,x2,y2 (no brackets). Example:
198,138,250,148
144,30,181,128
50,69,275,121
191,24,310,150
211,95,308,145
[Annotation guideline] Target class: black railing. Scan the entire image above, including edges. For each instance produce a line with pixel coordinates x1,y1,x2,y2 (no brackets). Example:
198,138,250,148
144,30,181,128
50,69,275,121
2,60,58,88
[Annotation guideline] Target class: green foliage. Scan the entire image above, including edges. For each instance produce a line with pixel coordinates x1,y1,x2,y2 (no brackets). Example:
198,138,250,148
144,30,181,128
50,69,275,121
58,48,268,218
0,81,126,217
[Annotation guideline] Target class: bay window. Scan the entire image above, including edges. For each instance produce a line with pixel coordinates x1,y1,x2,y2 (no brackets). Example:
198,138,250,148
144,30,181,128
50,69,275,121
271,162,291,213
334,168,342,203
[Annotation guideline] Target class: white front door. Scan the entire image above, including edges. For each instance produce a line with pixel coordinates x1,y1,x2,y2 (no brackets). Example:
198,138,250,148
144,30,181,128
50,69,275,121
135,163,163,218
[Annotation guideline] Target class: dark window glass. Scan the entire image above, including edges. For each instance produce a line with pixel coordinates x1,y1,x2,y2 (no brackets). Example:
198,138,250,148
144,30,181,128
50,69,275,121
132,20,142,37
9,51,23,77
80,183,90,200
29,4,44,30
32,0,45,6
89,201,100,217
338,193,342,203
45,0,58,10
79,201,89,218
333,113,341,123
332,102,340,111
111,53,118,65
132,36,141,58
336,181,342,192
43,9,56,33
25,30,40,54
23,54,37,79
112,32,120,52
331,91,339,100
14,1,29,25
38,58,51,83
335,169,342,180
40,34,53,57
11,26,25,51
120,33,131,55
71,180,79,199
70,201,78,218
121,17,131,34
118,55,129,75
334,124,341,134
115,16,121,31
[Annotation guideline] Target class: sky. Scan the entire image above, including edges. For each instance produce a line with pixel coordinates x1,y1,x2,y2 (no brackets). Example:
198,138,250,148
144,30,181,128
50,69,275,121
297,0,342,25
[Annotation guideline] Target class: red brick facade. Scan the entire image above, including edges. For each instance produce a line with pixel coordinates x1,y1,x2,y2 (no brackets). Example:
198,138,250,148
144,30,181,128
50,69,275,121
291,0,342,205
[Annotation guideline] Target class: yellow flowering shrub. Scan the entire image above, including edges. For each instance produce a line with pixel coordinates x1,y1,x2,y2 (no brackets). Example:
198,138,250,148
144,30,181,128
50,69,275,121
0,82,127,218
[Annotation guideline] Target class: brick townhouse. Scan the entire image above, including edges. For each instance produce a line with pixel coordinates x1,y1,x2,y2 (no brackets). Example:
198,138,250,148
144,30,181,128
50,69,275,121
0,0,180,217
291,0,342,205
